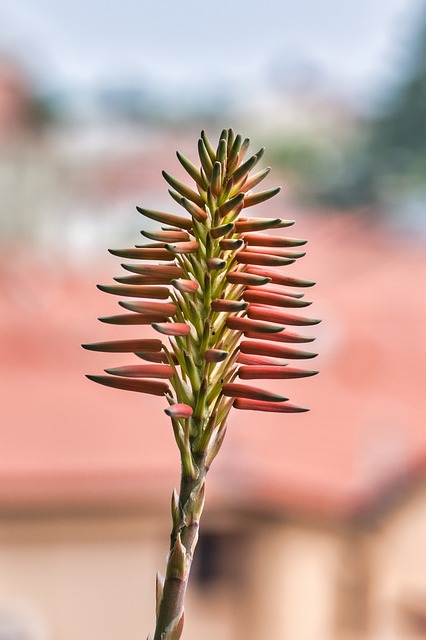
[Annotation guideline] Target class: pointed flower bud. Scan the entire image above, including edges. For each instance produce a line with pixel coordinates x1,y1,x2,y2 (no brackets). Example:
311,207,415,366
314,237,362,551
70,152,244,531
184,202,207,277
204,349,229,363
105,364,175,378
82,339,163,353
233,398,309,413
153,323,191,337
165,404,193,419
222,383,288,402
86,375,169,396
172,279,199,293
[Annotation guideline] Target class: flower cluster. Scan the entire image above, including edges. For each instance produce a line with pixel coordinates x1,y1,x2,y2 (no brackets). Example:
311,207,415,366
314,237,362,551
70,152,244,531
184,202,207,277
83,129,319,472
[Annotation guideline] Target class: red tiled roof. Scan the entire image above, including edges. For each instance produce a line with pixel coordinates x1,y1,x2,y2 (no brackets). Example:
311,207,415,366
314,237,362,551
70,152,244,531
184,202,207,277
1,212,425,518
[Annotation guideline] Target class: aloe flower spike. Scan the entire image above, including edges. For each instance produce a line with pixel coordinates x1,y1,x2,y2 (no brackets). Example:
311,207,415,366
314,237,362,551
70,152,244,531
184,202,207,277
83,130,319,640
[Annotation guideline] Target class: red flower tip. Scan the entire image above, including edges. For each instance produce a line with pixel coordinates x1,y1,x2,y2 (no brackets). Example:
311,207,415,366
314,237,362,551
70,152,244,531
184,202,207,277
165,403,193,419
210,223,235,238
211,299,248,312
152,323,191,337
164,241,199,254
219,239,244,250
204,349,229,363
206,258,226,270
172,279,199,293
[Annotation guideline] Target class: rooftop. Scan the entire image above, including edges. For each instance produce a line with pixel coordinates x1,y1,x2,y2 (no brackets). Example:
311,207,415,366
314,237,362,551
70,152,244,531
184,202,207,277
1,212,425,520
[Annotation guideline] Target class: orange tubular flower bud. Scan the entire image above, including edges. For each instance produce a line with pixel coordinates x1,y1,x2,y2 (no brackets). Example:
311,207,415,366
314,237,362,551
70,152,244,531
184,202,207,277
238,366,319,379
141,229,190,243
246,246,306,259
244,330,316,344
136,206,193,230
114,275,175,286
96,284,170,299
121,264,184,278
225,316,285,333
172,279,199,293
226,271,271,286
211,299,248,312
244,233,307,247
222,383,288,402
240,340,317,359
82,338,163,353
165,404,193,419
236,251,294,267
179,197,208,222
105,364,175,378
152,323,191,337
204,349,229,363
206,258,226,270
236,353,289,366
210,223,235,238
234,218,293,232
109,247,174,261
135,351,177,364
219,239,244,250
243,290,311,308
233,398,309,412
119,301,177,316
85,375,169,396
247,305,321,326
164,241,199,254
99,313,169,325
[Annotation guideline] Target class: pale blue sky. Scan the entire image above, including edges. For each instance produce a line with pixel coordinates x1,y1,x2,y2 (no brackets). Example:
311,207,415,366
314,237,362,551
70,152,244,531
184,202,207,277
0,0,424,102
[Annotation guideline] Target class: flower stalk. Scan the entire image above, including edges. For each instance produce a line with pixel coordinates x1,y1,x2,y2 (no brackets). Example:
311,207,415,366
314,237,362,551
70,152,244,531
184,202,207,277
83,129,319,639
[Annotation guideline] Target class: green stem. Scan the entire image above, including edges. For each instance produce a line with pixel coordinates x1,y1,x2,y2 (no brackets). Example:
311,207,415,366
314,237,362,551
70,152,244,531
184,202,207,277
153,459,206,640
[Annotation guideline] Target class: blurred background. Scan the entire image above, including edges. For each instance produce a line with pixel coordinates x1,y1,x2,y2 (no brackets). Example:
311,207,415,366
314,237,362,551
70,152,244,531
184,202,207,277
1,1,426,639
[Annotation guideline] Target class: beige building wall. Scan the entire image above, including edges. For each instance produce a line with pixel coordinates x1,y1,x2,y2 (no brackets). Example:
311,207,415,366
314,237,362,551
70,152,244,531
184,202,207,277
244,521,345,640
368,481,426,640
0,513,166,640
0,511,252,640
